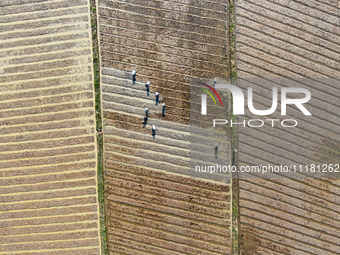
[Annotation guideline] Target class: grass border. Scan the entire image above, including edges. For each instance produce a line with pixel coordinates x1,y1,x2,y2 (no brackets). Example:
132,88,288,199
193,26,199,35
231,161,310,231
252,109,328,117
229,0,240,254
90,0,107,254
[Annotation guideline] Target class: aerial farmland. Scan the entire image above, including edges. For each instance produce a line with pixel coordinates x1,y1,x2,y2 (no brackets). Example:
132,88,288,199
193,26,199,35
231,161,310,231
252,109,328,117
0,0,339,254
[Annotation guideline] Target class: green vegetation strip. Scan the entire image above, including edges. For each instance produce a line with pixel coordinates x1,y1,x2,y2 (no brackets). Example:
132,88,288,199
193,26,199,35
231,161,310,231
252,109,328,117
90,0,108,254
229,0,240,254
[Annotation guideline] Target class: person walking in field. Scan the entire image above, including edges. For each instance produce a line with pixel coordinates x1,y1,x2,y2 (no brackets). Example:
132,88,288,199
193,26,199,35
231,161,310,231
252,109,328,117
162,103,166,117
215,146,219,159
152,125,156,137
144,107,149,117
132,70,136,84
155,92,159,105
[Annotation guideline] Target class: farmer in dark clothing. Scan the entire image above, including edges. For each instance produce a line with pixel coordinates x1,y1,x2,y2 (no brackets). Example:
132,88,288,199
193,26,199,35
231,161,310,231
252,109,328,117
215,146,219,159
162,103,166,117
155,92,159,105
143,116,148,128
132,70,136,84
144,108,149,117
145,81,150,96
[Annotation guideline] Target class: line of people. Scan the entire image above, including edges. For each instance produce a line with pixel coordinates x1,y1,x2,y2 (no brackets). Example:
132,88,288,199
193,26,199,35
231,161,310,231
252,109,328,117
133,70,221,158
132,70,166,138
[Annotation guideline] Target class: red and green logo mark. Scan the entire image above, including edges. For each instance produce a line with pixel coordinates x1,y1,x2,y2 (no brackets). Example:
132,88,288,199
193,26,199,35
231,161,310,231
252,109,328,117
198,82,222,106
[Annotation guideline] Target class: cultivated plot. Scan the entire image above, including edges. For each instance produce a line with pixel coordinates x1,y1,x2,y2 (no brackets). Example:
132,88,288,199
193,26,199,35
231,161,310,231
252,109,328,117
235,0,340,253
97,0,233,253
0,0,101,253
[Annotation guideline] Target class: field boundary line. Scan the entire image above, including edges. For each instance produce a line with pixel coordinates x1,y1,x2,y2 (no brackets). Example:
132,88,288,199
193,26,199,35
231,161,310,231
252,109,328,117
92,0,107,253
